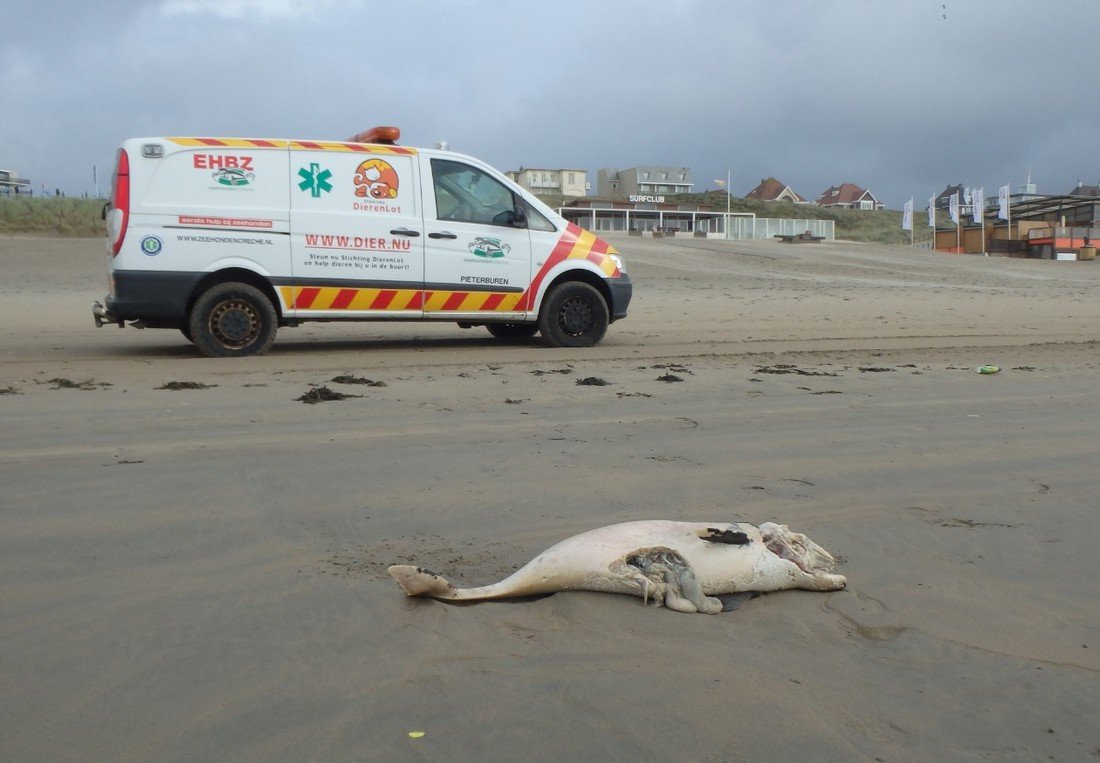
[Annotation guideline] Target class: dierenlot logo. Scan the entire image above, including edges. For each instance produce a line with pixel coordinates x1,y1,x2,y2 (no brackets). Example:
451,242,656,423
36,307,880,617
298,163,333,198
353,159,399,199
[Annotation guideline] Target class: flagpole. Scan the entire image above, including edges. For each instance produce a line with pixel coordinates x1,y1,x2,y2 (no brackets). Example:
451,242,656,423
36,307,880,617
910,197,915,247
950,191,960,252
955,191,960,252
928,195,936,251
902,197,914,246
726,170,731,240
979,187,986,256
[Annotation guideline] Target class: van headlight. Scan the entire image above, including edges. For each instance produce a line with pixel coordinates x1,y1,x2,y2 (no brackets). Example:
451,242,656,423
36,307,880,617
609,253,625,273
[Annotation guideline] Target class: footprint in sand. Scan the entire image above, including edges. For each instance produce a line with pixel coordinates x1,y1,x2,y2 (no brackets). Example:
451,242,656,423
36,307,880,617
825,591,908,642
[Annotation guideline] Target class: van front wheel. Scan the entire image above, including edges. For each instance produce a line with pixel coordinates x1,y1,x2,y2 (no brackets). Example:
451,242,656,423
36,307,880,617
189,282,277,357
538,282,609,348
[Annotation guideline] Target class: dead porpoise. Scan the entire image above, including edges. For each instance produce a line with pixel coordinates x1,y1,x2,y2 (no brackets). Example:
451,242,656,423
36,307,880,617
388,520,846,614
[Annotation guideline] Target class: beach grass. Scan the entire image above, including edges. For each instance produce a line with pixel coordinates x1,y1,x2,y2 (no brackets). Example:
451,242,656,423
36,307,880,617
0,197,106,237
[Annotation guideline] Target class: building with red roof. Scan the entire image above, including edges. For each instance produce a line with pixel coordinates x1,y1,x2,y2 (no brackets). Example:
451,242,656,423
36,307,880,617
816,183,883,210
745,177,807,204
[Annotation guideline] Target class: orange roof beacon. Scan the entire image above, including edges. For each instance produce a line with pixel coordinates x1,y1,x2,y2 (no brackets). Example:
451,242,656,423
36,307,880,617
347,126,401,145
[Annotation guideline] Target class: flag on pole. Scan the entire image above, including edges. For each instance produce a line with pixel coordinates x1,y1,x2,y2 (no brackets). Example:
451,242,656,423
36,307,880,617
949,192,960,224
997,184,1010,219
902,198,913,231
713,179,726,187
971,187,984,220
928,196,936,227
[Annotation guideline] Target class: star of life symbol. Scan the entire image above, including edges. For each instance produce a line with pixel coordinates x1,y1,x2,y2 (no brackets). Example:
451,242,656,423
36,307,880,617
298,163,333,197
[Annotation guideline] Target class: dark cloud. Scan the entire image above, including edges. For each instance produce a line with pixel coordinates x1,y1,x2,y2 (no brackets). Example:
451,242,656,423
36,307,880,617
3,0,1099,206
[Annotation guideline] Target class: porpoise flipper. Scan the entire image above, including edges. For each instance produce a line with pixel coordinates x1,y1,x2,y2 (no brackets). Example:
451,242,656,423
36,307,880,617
625,547,723,614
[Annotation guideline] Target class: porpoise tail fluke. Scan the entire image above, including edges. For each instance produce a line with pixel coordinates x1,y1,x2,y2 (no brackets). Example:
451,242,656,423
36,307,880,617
388,566,456,598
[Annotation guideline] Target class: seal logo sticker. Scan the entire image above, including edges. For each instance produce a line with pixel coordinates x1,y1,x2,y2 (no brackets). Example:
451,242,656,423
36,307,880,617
212,167,254,187
353,158,400,199
468,236,510,259
140,235,162,256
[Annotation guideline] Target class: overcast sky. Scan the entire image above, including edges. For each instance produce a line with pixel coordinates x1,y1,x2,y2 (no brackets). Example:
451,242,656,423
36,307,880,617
4,0,1098,208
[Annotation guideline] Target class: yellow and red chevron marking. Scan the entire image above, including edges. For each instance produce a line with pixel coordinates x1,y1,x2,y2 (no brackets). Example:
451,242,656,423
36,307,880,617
289,141,417,156
423,290,523,312
168,137,290,149
166,138,417,155
516,223,621,310
281,286,522,312
281,286,421,311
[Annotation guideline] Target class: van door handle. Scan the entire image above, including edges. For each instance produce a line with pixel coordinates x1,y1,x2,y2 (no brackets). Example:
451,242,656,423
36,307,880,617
390,228,420,237
428,231,457,240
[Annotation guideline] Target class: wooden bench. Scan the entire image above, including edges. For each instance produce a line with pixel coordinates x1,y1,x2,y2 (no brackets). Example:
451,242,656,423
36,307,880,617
774,232,825,244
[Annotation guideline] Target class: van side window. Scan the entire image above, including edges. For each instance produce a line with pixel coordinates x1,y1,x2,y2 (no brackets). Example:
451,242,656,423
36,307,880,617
523,201,556,232
431,159,519,227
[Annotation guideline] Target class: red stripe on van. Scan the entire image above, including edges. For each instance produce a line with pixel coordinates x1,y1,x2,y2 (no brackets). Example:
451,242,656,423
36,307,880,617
480,293,505,310
370,290,397,309
196,138,227,146
295,287,321,308
250,140,279,148
330,289,357,309
516,223,582,311
407,291,426,310
442,292,468,311
296,141,323,150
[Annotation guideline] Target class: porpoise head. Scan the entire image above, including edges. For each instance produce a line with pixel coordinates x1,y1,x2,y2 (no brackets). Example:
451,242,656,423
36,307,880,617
759,522,839,575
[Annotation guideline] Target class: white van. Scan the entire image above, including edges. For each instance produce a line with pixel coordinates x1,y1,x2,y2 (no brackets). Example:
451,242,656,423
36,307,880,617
93,127,632,357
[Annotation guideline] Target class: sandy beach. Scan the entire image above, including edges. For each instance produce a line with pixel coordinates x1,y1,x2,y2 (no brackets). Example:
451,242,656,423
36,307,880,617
1,233,1098,761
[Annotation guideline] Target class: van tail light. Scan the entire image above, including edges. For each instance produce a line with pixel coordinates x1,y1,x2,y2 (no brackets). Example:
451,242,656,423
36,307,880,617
109,148,130,257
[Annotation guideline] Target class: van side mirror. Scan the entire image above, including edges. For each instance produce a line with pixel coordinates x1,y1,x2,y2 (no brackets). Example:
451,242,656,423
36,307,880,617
511,205,527,228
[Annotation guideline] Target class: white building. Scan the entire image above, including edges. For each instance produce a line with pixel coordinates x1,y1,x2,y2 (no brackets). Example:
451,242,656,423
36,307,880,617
0,169,31,195
505,168,588,198
597,166,693,199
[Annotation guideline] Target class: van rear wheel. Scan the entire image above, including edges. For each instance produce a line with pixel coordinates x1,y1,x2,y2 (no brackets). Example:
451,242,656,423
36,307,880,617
189,282,277,358
538,281,609,348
